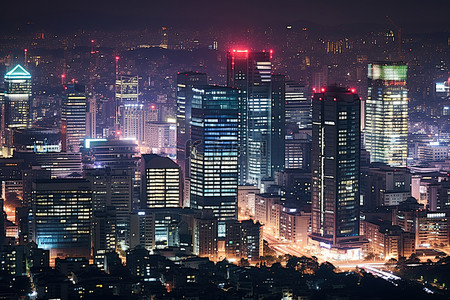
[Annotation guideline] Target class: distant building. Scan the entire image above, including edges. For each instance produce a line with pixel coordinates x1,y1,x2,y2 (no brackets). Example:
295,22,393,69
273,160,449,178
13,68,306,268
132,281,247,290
121,103,144,145
62,84,87,153
4,65,32,129
361,164,411,210
35,152,82,178
285,82,311,131
115,75,139,127
285,132,311,170
271,74,286,174
365,62,408,167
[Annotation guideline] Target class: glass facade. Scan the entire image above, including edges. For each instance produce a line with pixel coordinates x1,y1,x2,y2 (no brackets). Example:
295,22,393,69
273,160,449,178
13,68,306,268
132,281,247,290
62,84,87,153
311,86,361,246
4,64,31,129
30,179,92,259
190,86,239,222
227,51,272,186
365,62,408,167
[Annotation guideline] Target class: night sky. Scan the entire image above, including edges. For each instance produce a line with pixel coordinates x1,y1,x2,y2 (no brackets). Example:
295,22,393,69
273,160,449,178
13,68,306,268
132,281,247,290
2,0,450,32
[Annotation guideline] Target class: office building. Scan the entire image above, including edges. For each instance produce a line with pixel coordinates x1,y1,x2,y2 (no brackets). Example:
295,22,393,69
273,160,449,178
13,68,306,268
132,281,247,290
361,164,411,211
176,72,208,181
224,220,263,262
285,132,312,170
85,167,131,252
285,82,311,131
190,86,239,224
35,152,82,178
141,154,181,208
4,64,32,129
121,103,144,145
62,84,87,153
310,86,363,252
227,50,272,186
271,74,286,174
30,179,92,261
365,62,408,167
115,75,138,118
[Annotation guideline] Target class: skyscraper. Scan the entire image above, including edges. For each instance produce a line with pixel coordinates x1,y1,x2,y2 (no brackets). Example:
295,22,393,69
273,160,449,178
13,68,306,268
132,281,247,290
310,86,362,251
365,62,408,167
115,75,139,130
141,154,181,208
30,179,92,261
176,72,207,206
62,84,87,153
4,64,32,129
121,103,144,145
190,86,239,224
271,75,286,174
227,50,272,186
285,82,311,132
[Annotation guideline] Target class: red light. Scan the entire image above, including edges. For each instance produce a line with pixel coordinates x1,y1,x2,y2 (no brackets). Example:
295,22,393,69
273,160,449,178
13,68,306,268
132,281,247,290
350,88,356,93
312,87,316,92
151,105,156,109
115,56,120,61
333,98,337,101
24,49,28,52
116,130,121,135
321,88,325,93
61,74,65,78
91,39,94,43
319,98,322,101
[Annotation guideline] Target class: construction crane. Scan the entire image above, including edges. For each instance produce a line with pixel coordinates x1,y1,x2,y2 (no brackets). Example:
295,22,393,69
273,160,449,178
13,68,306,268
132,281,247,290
386,16,402,60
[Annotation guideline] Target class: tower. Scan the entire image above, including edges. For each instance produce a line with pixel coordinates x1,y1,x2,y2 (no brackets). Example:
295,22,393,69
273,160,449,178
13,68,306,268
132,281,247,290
121,103,145,145
176,72,207,207
310,86,362,250
190,86,239,225
4,64,32,129
365,62,408,167
62,84,87,153
227,50,272,186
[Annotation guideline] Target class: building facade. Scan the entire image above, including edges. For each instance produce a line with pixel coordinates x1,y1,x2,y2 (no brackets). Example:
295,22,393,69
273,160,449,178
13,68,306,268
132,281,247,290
310,86,362,249
365,62,408,167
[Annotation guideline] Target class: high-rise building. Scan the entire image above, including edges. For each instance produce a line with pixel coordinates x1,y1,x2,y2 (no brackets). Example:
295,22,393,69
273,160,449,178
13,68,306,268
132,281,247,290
365,62,408,167
115,75,139,128
176,72,207,207
271,75,286,174
30,179,92,261
85,167,132,253
285,82,311,132
121,103,144,145
227,50,272,186
190,86,239,224
4,64,32,129
141,154,181,208
62,84,87,153
310,86,363,251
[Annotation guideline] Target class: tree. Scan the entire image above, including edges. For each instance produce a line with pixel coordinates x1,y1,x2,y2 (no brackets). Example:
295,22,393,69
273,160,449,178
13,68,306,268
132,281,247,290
240,258,250,267
364,253,376,261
